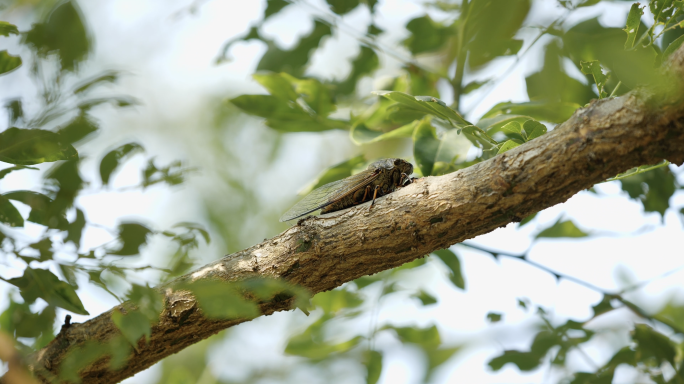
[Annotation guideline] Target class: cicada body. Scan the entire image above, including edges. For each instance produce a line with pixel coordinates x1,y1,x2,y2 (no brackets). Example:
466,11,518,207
279,158,414,222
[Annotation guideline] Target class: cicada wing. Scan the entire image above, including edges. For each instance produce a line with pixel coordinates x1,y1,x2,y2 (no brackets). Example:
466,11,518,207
279,169,380,222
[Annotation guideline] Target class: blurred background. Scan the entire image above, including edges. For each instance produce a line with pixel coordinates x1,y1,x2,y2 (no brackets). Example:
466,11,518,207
1,0,684,383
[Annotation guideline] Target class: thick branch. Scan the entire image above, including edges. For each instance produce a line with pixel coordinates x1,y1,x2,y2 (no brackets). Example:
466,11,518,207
27,48,684,383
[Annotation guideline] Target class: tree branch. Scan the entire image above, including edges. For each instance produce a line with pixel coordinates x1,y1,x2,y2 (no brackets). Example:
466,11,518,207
26,47,684,384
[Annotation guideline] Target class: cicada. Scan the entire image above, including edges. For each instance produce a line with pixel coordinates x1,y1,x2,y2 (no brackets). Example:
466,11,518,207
280,158,414,222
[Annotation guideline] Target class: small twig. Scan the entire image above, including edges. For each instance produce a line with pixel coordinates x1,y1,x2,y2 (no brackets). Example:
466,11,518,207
459,242,609,294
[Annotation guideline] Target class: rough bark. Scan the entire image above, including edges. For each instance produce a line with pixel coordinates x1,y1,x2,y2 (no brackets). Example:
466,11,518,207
23,47,684,383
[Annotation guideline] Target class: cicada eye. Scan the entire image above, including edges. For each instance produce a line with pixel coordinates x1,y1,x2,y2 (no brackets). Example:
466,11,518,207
394,159,402,166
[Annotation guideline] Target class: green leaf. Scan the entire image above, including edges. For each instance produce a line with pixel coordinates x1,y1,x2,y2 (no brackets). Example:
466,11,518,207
576,0,602,7
489,331,560,371
632,323,676,365
486,312,503,323
618,165,675,218
127,284,164,322
500,121,522,135
4,190,68,229
312,289,363,314
0,50,21,75
0,299,55,339
111,309,151,346
59,263,78,287
482,101,580,124
592,295,615,317
100,143,144,185
58,341,109,382
107,336,133,370
27,238,53,262
141,158,193,188
412,290,438,306
73,70,120,94
464,0,531,68
535,218,588,238
172,221,211,245
604,346,638,370
0,127,78,165
286,317,362,359
108,222,152,256
45,159,83,213
0,21,19,37
500,121,525,142
184,280,259,320
230,94,345,132
651,0,677,24
569,371,615,384
364,350,383,384
462,80,489,95
580,60,609,98
655,301,684,334
297,155,366,195
66,209,86,247
256,20,332,77
0,194,24,227
564,18,663,91
253,72,299,101
525,41,596,105
663,34,684,60
518,212,537,227
78,96,139,111
264,117,348,132
384,324,441,348
433,249,465,289
373,91,469,126
623,4,644,49
264,0,290,19
477,115,532,135
22,0,92,71
326,0,360,15
240,277,311,310
412,118,440,176
489,351,540,371
0,165,38,180
522,119,547,141
497,140,521,155
351,120,417,145
354,274,383,289
391,256,428,273
5,99,23,125
4,267,88,315
286,75,336,117
425,347,460,381
337,46,380,95
403,15,451,55
56,113,99,144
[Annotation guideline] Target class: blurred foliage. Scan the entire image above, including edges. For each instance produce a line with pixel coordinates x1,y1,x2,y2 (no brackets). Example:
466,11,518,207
1,0,684,383
0,0,210,376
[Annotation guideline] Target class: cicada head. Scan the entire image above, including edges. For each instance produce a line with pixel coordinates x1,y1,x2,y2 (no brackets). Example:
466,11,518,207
392,158,413,176
368,158,413,173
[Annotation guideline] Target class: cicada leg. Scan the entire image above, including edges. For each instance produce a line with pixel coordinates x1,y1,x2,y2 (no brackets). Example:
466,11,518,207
399,173,415,187
361,185,372,202
368,185,380,211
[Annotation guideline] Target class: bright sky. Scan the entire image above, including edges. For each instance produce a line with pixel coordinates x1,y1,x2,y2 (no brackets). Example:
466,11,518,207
1,0,684,383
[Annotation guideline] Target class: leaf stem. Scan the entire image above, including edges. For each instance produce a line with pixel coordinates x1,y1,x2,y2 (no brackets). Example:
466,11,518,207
604,160,669,182
608,81,622,98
